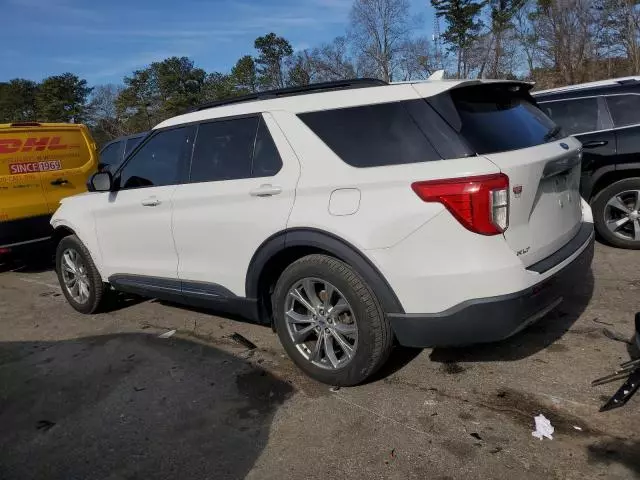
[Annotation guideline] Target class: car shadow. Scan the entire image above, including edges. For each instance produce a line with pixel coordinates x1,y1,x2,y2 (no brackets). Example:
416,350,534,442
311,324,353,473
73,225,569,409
429,267,595,364
0,333,293,480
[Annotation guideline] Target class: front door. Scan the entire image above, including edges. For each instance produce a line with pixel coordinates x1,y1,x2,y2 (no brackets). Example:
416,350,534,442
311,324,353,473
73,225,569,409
93,126,194,279
171,114,299,296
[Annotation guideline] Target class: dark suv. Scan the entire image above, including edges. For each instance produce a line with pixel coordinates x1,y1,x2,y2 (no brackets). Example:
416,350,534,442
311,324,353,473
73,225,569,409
98,132,147,173
534,77,640,249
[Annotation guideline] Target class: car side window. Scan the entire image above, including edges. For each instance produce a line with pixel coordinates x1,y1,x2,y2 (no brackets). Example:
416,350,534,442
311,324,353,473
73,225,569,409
190,117,258,183
118,127,191,190
539,98,599,135
298,100,441,167
606,95,640,127
252,118,283,177
99,141,122,168
124,136,144,157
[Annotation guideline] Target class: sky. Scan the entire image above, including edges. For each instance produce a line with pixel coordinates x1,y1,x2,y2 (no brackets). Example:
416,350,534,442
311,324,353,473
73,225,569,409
0,0,435,86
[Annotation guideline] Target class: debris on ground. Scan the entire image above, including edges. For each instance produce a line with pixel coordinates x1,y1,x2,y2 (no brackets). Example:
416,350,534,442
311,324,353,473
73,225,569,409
36,420,56,431
602,328,632,344
592,317,614,326
532,414,554,440
229,332,257,350
470,432,482,441
330,386,341,392
158,329,176,339
573,426,583,431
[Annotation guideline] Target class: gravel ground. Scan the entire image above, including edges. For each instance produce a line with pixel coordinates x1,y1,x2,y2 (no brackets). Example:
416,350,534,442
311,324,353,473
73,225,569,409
0,242,639,479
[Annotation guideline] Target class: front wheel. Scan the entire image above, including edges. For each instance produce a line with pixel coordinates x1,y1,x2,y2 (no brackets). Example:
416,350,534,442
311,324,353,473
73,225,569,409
56,235,108,314
592,178,640,250
273,254,393,386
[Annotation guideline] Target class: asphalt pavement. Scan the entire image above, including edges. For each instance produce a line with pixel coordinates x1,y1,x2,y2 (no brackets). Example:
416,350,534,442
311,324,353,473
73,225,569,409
0,243,639,479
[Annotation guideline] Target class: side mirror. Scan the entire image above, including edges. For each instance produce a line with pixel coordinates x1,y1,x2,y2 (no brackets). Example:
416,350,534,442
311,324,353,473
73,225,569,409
88,171,113,192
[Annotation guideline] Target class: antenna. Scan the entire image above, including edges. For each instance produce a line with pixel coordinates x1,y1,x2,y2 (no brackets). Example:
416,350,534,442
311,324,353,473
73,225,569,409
433,15,442,69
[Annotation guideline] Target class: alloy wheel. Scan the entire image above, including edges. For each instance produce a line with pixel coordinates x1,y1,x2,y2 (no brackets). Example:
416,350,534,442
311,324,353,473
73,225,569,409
60,248,91,304
604,190,640,242
284,278,358,370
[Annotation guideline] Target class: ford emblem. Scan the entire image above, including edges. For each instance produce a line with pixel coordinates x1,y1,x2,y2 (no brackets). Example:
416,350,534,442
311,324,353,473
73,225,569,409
559,142,569,150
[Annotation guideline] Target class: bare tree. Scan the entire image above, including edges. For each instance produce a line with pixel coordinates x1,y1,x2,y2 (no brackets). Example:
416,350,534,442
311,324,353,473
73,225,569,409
596,0,640,74
397,37,436,80
528,0,599,86
349,0,416,81
88,84,127,143
307,37,358,81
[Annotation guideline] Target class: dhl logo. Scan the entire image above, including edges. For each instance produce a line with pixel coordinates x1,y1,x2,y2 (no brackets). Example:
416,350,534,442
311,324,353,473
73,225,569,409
0,137,76,154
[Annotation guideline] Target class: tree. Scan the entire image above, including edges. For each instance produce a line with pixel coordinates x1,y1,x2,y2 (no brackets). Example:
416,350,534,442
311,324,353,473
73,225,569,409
528,0,599,86
116,56,207,131
254,33,294,89
202,72,237,101
431,0,486,78
231,55,258,93
36,73,91,123
487,0,526,77
397,37,436,80
595,0,640,75
349,0,416,82
87,84,126,145
307,37,358,81
0,79,38,122
287,52,314,86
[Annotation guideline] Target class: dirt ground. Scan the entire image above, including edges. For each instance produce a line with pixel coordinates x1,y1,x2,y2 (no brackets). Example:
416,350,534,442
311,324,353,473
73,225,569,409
1,242,639,480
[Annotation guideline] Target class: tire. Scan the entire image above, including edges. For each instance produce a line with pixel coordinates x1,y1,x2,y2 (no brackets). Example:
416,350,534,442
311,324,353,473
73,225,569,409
592,177,640,250
273,254,393,386
55,235,108,314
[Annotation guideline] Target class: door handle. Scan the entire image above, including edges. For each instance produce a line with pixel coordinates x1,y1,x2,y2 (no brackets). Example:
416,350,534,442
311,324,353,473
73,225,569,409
141,197,161,207
582,140,608,149
50,178,69,186
249,184,282,197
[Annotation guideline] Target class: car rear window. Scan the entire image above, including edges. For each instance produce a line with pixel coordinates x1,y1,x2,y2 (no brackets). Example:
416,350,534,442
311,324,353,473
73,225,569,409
298,100,441,167
449,85,562,154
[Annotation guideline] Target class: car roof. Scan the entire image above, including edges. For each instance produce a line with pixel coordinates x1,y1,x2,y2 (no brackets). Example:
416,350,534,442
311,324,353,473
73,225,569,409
533,77,640,100
155,78,532,130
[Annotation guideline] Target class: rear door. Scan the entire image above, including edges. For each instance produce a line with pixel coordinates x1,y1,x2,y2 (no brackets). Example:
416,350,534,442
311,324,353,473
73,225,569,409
445,84,584,266
37,125,97,214
171,113,299,296
538,96,616,198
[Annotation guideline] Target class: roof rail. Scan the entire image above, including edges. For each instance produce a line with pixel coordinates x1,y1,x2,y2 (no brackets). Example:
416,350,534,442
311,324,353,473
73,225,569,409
193,78,387,112
534,76,640,95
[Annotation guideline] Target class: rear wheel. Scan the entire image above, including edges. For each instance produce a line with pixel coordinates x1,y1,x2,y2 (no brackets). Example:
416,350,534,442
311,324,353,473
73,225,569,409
593,178,640,249
273,254,393,386
56,235,108,314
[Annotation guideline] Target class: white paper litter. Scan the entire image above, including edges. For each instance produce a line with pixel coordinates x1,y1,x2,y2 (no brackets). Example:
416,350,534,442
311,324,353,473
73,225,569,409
573,426,583,431
158,329,176,339
532,414,554,440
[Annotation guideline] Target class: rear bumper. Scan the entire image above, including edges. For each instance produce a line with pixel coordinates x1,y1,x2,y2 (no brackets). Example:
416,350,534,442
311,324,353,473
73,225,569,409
0,215,53,249
388,223,594,348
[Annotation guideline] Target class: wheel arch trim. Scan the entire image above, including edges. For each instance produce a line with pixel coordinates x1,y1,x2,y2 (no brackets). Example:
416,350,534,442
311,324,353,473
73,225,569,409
245,227,405,314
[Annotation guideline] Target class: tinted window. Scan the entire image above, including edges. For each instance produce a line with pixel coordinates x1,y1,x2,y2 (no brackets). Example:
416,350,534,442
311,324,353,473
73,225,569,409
451,86,560,154
190,117,257,183
606,95,640,127
119,127,190,190
124,135,145,157
298,100,441,167
99,141,122,167
539,97,599,135
252,118,282,177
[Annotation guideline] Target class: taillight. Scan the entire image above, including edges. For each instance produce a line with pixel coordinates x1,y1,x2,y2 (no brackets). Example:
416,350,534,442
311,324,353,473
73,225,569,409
411,173,509,235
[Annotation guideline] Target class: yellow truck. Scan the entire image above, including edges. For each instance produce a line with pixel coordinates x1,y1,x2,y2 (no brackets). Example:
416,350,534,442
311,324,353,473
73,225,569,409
0,122,98,255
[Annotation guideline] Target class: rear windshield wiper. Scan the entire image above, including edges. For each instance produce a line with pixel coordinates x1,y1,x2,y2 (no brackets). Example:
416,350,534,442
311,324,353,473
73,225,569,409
544,125,562,142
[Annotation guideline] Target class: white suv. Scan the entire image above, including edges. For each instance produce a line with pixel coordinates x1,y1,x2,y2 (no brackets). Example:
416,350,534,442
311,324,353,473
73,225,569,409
52,78,594,385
